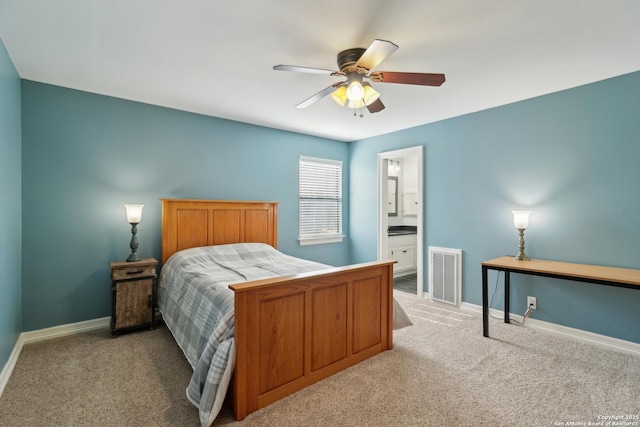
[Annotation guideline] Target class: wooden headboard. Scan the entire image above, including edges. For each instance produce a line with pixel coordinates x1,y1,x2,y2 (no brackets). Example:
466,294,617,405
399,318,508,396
161,199,278,263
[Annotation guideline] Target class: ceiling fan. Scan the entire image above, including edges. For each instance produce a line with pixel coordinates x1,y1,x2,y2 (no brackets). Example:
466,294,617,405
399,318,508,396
274,39,445,115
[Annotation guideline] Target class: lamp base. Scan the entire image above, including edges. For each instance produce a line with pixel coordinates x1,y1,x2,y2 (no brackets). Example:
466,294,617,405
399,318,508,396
127,222,140,262
127,253,141,262
514,228,530,261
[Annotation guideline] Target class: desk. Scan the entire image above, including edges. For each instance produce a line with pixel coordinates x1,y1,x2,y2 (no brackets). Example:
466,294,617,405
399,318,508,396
481,256,640,337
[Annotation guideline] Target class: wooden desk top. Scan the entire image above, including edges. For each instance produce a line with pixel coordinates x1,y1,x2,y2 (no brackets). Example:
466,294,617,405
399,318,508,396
482,256,640,288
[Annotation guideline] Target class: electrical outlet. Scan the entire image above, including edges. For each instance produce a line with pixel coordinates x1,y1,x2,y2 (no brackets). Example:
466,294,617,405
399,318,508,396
527,296,537,310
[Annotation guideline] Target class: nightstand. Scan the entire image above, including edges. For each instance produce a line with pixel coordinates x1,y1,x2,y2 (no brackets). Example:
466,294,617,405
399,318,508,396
109,258,158,336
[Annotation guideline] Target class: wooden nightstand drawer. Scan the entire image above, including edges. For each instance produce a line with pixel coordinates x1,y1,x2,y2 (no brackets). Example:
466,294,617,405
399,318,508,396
111,264,156,281
110,259,157,281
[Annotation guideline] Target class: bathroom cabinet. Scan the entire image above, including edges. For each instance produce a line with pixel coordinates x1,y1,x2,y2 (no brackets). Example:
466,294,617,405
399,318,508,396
388,234,417,277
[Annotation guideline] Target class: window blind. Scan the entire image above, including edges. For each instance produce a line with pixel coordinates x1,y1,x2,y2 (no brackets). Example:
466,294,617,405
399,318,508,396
299,156,343,242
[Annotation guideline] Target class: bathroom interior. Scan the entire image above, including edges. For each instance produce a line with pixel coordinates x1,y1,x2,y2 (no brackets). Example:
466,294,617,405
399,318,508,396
387,153,419,294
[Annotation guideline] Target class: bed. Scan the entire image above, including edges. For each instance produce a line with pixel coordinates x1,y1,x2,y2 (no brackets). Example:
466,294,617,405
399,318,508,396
158,199,404,425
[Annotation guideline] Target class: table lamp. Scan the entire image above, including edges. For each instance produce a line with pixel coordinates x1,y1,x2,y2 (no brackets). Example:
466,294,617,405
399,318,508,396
512,210,531,261
124,204,144,262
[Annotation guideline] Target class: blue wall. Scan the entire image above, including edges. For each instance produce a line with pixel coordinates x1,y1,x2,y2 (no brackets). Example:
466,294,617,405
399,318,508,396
0,39,22,368
350,71,640,344
21,81,349,331
11,65,640,346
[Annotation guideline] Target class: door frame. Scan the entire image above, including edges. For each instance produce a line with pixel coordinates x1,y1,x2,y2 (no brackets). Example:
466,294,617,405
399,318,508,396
377,146,424,299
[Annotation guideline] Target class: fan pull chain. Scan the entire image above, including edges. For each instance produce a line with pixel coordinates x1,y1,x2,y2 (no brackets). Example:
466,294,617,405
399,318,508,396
352,100,365,118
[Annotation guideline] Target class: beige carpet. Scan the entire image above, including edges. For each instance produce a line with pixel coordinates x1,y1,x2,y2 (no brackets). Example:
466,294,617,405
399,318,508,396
1,291,639,426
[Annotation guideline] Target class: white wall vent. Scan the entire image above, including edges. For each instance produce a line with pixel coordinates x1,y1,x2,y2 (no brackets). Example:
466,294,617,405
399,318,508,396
428,247,462,306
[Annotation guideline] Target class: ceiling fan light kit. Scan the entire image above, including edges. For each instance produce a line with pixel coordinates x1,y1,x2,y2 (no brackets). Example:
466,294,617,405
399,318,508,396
331,81,380,109
274,39,445,116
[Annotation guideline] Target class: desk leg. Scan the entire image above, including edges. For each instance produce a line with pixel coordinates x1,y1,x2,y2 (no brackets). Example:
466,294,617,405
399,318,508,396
504,271,510,324
482,265,489,337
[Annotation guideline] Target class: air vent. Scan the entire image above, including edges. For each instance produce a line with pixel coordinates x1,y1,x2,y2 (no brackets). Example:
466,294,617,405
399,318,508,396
428,247,462,306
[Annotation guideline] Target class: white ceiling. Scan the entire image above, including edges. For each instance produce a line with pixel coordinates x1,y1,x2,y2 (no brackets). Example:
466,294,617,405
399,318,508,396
1,1,639,142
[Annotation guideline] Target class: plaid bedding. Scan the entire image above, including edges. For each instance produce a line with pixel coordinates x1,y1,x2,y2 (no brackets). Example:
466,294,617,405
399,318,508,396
157,243,330,426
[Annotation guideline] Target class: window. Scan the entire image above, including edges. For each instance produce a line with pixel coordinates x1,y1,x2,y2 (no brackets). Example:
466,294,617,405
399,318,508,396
299,156,344,245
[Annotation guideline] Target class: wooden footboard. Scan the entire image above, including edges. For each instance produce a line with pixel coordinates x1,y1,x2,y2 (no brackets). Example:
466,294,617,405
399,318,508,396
229,260,394,420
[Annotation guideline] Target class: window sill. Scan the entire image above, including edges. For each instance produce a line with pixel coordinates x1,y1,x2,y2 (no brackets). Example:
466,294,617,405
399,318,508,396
298,235,345,246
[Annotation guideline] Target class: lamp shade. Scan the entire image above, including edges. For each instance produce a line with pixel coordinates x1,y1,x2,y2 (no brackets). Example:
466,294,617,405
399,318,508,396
347,99,365,109
125,204,144,224
362,83,380,106
512,210,530,229
331,86,347,106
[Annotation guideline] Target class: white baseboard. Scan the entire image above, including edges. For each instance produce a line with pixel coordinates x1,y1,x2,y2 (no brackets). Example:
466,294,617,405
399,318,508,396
460,302,640,356
0,333,25,399
0,317,110,399
20,316,110,345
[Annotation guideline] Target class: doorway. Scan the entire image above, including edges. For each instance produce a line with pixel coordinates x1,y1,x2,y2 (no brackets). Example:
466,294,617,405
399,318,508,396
377,146,424,298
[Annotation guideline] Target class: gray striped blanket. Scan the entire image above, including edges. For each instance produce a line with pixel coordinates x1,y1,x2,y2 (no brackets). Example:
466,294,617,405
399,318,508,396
157,243,330,426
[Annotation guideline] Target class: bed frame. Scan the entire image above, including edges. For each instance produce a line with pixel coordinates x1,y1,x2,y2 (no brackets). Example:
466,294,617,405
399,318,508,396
161,199,395,420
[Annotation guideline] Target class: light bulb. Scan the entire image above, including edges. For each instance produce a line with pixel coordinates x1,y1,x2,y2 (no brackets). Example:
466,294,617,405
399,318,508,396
346,81,364,102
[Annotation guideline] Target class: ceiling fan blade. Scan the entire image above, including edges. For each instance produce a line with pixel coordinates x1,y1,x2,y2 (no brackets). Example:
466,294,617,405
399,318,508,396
367,98,385,114
355,39,399,71
295,84,342,109
370,71,446,86
274,65,342,76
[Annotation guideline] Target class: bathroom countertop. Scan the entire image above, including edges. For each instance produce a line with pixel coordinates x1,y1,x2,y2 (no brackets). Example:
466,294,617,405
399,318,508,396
388,225,417,236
